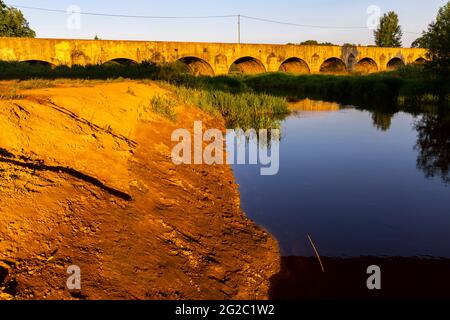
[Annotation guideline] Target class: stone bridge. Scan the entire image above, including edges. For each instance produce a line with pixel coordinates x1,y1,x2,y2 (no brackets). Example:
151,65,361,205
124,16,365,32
0,37,428,75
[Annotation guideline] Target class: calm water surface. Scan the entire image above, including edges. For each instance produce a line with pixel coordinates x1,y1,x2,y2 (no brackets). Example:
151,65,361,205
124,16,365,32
232,100,450,259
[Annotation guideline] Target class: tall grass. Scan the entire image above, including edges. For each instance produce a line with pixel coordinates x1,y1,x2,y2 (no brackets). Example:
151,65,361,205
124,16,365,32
150,94,177,121
173,86,289,130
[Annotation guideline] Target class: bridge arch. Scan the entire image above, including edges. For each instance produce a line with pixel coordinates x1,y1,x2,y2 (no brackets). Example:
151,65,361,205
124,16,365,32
229,56,266,74
354,57,378,73
103,58,138,66
387,57,405,70
177,56,214,76
319,57,347,73
414,57,427,65
279,57,310,74
20,60,55,68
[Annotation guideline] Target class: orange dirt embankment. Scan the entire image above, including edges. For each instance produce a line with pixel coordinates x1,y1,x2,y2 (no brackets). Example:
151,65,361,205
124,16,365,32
0,80,280,300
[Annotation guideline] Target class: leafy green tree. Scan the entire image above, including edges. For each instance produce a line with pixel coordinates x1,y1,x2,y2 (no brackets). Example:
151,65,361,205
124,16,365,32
374,11,402,47
412,2,450,74
300,40,319,45
0,1,35,37
297,40,336,46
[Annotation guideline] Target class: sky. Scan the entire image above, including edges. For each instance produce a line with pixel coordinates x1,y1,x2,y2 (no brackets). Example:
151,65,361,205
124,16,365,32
4,0,449,46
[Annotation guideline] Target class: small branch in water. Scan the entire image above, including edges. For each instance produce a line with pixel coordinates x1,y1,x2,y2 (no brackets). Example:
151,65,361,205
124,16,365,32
307,234,325,273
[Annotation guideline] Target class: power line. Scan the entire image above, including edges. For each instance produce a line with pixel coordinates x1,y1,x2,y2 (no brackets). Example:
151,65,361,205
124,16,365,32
241,15,421,35
11,4,422,35
11,5,237,19
241,15,368,30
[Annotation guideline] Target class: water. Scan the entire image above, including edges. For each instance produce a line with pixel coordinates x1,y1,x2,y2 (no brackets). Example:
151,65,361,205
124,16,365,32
231,100,450,259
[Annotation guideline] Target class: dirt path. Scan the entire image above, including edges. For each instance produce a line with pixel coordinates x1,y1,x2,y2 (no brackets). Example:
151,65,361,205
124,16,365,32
0,80,279,300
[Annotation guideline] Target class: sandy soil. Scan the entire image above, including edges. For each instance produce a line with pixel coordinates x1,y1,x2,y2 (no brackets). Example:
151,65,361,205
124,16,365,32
0,80,280,300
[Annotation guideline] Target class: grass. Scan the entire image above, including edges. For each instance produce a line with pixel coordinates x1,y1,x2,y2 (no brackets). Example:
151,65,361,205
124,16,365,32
0,88,23,100
150,94,177,122
173,86,289,130
241,68,450,109
0,61,162,80
14,79,55,90
0,60,448,125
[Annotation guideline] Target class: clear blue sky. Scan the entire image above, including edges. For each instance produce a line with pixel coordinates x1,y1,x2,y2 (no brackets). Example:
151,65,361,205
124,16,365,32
5,0,448,46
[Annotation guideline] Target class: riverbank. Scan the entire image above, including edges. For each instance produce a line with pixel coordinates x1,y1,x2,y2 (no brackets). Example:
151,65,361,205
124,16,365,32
0,80,280,300
242,67,450,109
1,61,447,111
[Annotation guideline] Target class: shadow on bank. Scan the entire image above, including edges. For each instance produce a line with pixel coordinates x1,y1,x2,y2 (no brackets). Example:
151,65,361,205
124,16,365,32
269,256,450,300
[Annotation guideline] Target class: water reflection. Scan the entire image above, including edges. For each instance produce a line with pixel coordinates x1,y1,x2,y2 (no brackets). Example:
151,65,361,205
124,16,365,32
415,112,450,184
288,98,340,112
232,99,450,258
371,111,395,131
232,98,450,299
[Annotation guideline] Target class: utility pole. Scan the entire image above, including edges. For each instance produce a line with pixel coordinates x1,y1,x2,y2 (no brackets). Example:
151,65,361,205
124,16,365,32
238,14,241,44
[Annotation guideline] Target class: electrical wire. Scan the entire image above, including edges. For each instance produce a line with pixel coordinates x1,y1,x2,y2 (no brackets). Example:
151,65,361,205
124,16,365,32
10,4,422,34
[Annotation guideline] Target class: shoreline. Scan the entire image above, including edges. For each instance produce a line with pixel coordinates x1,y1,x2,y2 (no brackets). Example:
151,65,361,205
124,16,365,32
0,80,280,300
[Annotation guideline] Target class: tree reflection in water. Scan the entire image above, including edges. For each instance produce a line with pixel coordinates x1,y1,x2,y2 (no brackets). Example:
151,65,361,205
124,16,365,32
415,112,450,184
371,111,394,131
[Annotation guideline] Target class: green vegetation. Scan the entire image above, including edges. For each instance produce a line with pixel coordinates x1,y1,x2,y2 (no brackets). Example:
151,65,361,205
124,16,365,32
0,58,448,115
1,57,449,108
0,87,23,100
0,61,289,129
242,67,449,108
148,85,289,130
150,94,178,122
173,86,289,130
412,2,450,75
287,40,337,46
0,1,35,37
14,79,56,90
374,11,402,47
0,60,163,80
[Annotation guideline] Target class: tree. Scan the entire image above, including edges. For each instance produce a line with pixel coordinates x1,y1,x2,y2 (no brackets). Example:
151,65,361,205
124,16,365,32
300,40,319,45
0,1,35,37
374,11,402,47
297,40,336,46
412,2,450,74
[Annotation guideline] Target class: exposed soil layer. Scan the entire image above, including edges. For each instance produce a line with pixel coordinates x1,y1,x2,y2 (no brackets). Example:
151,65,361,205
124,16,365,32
0,81,279,300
